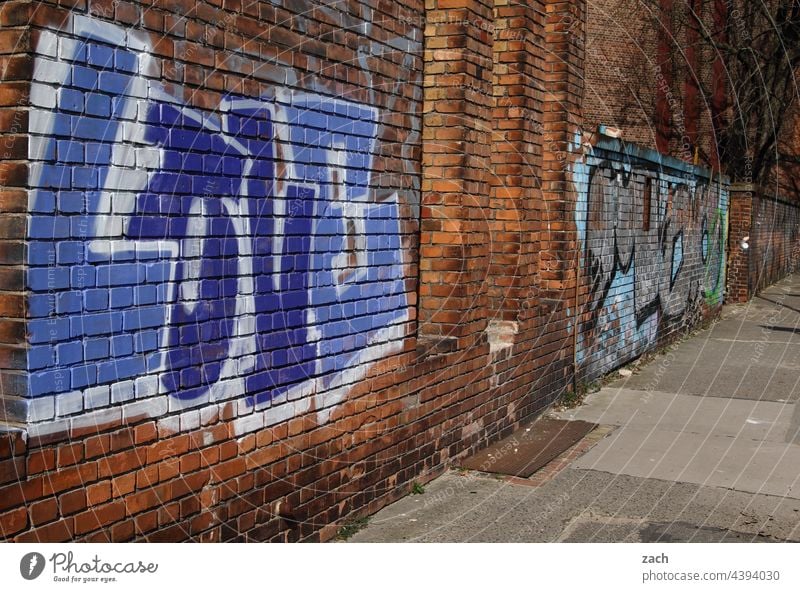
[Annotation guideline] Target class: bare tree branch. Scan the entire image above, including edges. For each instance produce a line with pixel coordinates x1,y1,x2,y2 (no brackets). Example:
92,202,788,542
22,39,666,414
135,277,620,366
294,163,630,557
631,0,800,185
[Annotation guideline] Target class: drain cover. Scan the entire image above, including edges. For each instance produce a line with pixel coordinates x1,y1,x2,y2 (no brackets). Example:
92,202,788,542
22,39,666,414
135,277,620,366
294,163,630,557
461,418,597,477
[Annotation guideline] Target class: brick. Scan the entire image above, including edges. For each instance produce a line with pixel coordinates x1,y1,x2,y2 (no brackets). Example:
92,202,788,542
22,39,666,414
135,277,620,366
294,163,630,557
97,449,146,478
0,189,26,212
73,501,125,535
56,442,84,467
0,83,27,107
157,458,180,482
111,473,136,497
0,28,30,53
29,497,58,526
58,488,87,515
0,429,25,456
27,448,55,475
0,479,40,514
146,435,189,464
125,484,168,516
86,481,111,505
109,427,135,452
0,506,27,537
110,518,135,541
135,464,159,489
16,518,73,542
0,455,25,485
133,510,158,535
134,422,158,445
84,434,110,460
41,462,97,496
0,2,33,26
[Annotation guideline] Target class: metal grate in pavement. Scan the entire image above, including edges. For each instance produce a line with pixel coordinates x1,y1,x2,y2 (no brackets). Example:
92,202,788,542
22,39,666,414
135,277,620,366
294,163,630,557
461,417,597,477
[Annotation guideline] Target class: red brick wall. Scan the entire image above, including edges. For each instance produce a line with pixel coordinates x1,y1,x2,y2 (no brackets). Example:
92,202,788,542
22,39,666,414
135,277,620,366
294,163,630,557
583,0,658,149
0,1,30,424
776,101,800,202
488,0,545,322
418,0,492,344
750,192,800,294
584,0,800,311
1,0,590,543
726,184,752,303
726,184,800,303
583,0,719,169
537,0,586,395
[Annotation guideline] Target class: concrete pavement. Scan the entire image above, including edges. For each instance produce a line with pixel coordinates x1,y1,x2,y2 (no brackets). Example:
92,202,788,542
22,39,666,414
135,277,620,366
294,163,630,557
349,274,800,542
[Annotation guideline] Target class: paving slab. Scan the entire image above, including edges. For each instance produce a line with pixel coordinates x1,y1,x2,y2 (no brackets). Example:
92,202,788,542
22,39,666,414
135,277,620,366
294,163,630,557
616,340,800,402
348,273,800,542
554,389,799,443
560,517,783,543
349,469,800,542
572,427,800,499
615,276,800,402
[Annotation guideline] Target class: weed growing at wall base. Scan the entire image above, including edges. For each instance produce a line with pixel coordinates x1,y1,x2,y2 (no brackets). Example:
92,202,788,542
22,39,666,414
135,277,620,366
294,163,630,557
335,517,371,541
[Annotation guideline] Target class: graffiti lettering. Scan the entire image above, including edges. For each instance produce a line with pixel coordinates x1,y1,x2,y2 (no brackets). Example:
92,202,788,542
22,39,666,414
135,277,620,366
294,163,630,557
27,17,410,426
572,137,728,380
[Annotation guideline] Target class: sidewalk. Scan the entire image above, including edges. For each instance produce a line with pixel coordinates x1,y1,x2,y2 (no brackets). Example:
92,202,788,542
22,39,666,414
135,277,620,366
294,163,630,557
350,274,800,542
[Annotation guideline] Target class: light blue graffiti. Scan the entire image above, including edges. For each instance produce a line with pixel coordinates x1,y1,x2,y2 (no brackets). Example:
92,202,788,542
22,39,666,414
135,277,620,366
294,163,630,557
571,133,728,380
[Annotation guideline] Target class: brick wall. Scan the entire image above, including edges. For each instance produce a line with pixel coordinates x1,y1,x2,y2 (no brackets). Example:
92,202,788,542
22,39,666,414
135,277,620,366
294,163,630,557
418,0,492,344
582,0,800,328
750,192,800,294
583,0,722,170
0,0,594,542
583,0,657,148
726,184,752,303
572,134,728,382
488,0,544,322
726,184,800,303
0,1,30,429
775,100,800,211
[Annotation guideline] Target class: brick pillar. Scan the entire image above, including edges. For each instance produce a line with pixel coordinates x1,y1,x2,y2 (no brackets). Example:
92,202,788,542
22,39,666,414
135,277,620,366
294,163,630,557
654,0,673,155
710,0,728,171
488,0,544,323
726,183,753,303
540,0,584,392
683,0,700,151
0,4,32,424
418,0,493,348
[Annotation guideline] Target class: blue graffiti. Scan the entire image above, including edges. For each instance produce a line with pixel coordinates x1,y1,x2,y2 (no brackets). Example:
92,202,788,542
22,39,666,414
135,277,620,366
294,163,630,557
27,20,408,412
570,134,728,381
